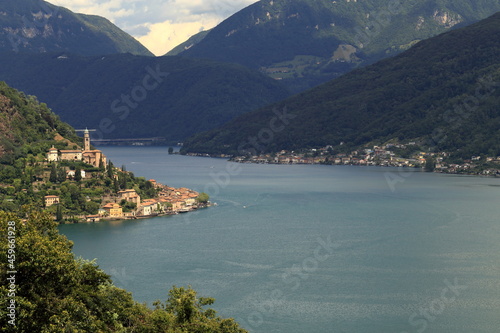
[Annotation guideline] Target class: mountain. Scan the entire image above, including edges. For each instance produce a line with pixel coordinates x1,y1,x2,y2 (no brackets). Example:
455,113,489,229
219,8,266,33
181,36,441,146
0,81,81,163
181,12,500,159
178,0,500,92
0,0,153,56
0,52,290,142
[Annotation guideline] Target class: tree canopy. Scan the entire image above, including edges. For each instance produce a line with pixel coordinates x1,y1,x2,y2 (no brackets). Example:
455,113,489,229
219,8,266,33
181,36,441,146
0,211,247,332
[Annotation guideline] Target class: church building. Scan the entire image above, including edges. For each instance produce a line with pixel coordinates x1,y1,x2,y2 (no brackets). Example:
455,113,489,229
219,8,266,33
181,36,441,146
47,129,107,168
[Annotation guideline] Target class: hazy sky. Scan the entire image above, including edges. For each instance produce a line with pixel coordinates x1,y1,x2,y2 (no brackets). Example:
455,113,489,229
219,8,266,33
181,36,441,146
49,0,257,56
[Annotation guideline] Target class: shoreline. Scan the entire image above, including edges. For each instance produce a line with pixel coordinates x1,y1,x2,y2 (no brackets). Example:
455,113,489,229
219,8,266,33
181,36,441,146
59,204,212,224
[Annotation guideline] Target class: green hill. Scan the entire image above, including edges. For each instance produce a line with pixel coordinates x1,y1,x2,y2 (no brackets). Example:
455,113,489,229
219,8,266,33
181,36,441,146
0,52,290,142
0,81,80,164
178,0,500,92
181,12,500,159
0,0,153,56
0,81,248,330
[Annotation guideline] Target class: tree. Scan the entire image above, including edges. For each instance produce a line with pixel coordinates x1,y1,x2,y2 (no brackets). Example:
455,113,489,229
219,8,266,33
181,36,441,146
49,163,57,183
74,166,82,182
99,156,105,171
107,161,114,179
55,204,63,221
57,166,66,183
0,211,248,332
165,286,213,324
196,192,210,205
118,172,127,190
168,147,174,154
424,156,435,172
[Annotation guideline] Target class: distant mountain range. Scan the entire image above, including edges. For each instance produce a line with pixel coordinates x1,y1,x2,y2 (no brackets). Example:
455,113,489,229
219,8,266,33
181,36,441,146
177,0,500,92
0,0,152,56
0,52,290,142
181,12,500,159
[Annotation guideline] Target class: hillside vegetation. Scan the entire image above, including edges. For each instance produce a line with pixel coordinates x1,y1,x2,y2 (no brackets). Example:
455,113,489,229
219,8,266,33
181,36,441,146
0,52,290,141
0,0,152,56
0,211,247,332
0,82,156,218
0,82,247,332
181,12,500,160
179,0,500,92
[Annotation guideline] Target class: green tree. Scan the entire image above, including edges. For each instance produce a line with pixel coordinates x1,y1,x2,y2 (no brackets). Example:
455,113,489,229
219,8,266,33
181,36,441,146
107,161,114,179
57,166,66,183
196,192,210,204
74,166,82,182
49,163,57,183
56,203,63,221
0,211,248,333
425,157,435,172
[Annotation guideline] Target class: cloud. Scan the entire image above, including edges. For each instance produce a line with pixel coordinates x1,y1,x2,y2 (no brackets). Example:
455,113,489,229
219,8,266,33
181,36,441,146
48,0,258,55
136,17,219,56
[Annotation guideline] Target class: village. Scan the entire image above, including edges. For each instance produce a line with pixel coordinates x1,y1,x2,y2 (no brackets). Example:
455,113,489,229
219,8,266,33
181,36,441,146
230,142,500,176
44,182,204,223
39,129,207,223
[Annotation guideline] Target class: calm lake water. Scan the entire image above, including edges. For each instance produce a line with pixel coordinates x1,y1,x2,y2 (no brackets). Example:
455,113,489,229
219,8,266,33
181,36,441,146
59,146,500,333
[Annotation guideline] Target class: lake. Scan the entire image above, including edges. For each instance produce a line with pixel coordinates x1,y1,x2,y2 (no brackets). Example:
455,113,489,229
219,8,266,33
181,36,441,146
59,146,500,333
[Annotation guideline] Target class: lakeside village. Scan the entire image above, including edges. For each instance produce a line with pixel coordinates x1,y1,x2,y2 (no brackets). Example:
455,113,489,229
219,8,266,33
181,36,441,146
1,129,208,223
226,142,500,176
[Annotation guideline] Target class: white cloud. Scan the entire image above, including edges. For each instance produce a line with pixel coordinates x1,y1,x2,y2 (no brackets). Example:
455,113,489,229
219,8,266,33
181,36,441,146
136,18,217,56
48,0,258,55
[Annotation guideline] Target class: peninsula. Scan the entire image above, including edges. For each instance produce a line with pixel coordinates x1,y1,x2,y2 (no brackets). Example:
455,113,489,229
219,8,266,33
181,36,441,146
0,82,208,222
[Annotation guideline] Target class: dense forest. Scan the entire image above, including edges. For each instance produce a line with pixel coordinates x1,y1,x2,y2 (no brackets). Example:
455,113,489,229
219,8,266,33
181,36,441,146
181,12,500,160
0,52,290,142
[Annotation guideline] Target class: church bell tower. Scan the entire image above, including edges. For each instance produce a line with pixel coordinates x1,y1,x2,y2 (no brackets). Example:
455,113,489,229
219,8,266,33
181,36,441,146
84,128,90,151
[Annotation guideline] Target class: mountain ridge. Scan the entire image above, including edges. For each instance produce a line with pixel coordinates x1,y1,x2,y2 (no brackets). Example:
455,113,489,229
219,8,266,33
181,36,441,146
0,0,152,56
0,51,290,142
181,11,500,159
177,0,500,92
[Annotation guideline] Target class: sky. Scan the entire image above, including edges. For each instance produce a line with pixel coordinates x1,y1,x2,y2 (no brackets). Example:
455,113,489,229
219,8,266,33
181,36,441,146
48,0,258,56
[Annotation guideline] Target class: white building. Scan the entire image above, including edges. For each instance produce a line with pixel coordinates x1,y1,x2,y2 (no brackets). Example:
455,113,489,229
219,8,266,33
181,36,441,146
47,146,59,162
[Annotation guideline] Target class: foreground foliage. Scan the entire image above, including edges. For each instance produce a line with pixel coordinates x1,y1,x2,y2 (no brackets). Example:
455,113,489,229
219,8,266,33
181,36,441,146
0,211,247,332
